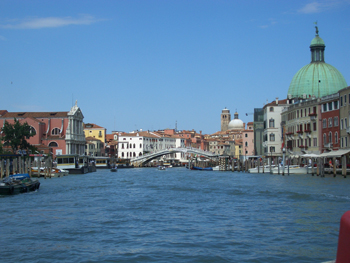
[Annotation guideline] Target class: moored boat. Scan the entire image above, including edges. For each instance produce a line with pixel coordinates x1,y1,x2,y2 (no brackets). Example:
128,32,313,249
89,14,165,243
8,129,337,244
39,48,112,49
0,173,40,195
191,166,213,171
270,165,309,174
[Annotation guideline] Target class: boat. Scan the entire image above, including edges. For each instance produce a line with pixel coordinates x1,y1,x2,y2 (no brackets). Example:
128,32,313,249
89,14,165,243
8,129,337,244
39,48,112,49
158,166,166,170
0,173,40,195
270,165,309,174
110,164,117,172
191,166,213,171
248,165,276,174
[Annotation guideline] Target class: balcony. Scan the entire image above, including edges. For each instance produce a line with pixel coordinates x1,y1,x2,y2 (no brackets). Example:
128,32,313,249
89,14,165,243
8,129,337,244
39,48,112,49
286,132,294,135
299,145,308,149
324,143,333,149
296,130,303,134
309,113,317,121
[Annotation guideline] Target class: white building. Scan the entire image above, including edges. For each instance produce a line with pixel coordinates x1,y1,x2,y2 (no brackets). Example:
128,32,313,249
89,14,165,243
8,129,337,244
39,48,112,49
263,98,289,161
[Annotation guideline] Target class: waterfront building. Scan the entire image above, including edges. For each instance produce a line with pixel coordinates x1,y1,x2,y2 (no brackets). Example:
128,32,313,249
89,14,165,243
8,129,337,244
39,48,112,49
117,131,161,159
242,122,255,159
105,132,119,158
0,101,85,158
339,86,350,148
282,97,320,156
263,98,289,162
320,94,340,152
83,123,106,155
85,136,104,157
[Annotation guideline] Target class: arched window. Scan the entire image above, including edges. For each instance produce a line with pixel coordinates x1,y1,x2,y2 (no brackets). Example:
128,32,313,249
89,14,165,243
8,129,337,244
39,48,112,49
269,107,274,112
269,133,275,141
335,132,338,143
29,126,36,135
49,141,58,147
139,152,142,156
52,128,60,135
323,134,327,145
329,132,332,144
269,118,275,128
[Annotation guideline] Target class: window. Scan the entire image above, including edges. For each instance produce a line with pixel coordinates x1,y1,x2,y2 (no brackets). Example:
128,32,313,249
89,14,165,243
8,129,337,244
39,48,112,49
328,118,332,128
269,133,275,141
269,107,274,112
98,131,102,137
334,117,339,127
29,126,36,135
245,142,248,147
323,134,327,145
341,119,344,130
52,128,60,135
323,119,327,128
245,134,248,137
313,138,317,147
269,118,275,128
335,132,338,144
345,95,347,104
329,132,332,144
313,122,317,131
334,101,338,109
48,141,58,147
328,102,333,111
323,104,327,112
270,146,275,153
345,118,348,129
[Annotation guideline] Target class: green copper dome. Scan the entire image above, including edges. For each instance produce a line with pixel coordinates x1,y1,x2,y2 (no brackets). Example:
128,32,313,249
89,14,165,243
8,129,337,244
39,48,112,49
287,27,347,99
310,35,325,47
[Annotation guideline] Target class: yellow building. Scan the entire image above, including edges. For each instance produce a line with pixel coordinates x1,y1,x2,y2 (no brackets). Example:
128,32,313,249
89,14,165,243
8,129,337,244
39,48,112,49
83,123,106,155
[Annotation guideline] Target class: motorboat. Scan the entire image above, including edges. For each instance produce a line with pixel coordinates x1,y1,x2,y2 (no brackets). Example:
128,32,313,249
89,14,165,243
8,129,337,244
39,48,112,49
248,165,275,173
270,165,309,175
110,165,117,172
158,166,166,170
0,174,40,195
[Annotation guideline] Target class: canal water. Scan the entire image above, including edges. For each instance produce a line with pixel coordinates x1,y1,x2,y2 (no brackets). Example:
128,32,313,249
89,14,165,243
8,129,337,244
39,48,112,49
1,168,349,263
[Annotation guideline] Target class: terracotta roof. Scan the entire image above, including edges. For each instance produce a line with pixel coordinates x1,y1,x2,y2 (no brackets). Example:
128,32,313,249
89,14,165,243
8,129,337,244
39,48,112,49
1,111,68,118
85,136,103,141
120,131,161,138
84,123,105,129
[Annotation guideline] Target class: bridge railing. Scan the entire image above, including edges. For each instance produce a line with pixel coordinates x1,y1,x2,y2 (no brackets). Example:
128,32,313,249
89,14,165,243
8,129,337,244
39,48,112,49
130,147,218,163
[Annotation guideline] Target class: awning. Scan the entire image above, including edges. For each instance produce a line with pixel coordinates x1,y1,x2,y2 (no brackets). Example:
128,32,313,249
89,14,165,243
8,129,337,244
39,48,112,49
304,149,350,158
319,149,350,157
301,153,319,158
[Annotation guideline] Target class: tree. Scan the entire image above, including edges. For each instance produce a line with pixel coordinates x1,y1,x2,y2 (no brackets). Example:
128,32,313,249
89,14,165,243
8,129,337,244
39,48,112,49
1,118,36,154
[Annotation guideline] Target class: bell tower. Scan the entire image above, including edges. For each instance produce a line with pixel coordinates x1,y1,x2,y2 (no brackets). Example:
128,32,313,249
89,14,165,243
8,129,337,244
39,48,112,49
221,108,231,132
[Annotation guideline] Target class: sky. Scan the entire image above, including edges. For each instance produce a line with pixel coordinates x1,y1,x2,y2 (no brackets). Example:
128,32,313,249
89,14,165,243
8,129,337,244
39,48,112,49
1,0,349,135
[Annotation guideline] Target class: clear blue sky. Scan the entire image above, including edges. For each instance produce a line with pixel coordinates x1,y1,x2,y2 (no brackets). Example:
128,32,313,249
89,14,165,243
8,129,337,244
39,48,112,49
1,0,349,134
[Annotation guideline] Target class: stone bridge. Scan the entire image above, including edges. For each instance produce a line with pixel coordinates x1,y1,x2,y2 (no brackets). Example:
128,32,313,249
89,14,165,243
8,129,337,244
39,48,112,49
130,147,219,167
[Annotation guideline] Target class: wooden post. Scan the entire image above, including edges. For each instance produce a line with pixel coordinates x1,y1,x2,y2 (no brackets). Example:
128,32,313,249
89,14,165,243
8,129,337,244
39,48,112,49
333,157,337,177
6,159,10,177
317,158,320,176
0,160,3,178
342,155,347,178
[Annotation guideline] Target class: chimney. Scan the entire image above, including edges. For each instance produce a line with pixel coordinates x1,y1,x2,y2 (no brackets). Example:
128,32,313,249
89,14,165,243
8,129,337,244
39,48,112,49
276,97,279,105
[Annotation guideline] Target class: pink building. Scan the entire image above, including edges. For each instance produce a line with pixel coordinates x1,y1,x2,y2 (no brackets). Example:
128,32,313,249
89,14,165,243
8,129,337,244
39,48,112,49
0,102,85,159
